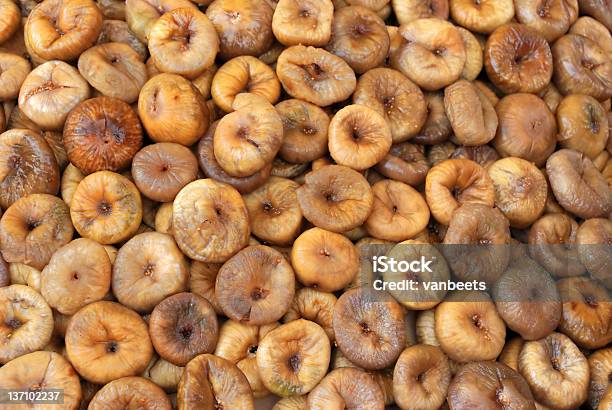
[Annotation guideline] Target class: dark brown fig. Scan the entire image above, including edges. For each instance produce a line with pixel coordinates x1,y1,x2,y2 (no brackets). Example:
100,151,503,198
149,292,219,366
0,129,60,209
484,23,553,94
177,353,255,410
297,164,373,233
576,218,612,288
215,245,295,325
492,258,562,340
63,96,142,175
375,142,429,187
546,149,611,219
333,287,406,370
448,361,536,410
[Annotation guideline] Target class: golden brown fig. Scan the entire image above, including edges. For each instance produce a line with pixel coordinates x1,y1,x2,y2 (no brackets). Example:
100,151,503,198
60,164,83,207
132,142,199,203
328,104,392,170
484,23,553,94
197,122,272,195
275,99,330,163
553,34,612,102
546,149,612,218
557,277,611,349
189,261,223,315
456,26,483,81
326,6,389,74
283,287,337,341
425,158,495,226
0,193,72,270
77,42,147,104
214,320,278,398
375,143,429,186
333,287,406,370
0,52,30,102
18,60,90,131
383,240,450,310
518,332,589,410
206,0,274,60
243,177,302,245
273,396,308,409
138,73,209,146
113,232,188,312
88,377,172,410
0,285,53,364
211,56,280,113
24,0,103,62
291,227,358,292
177,353,255,410
412,92,452,145
0,351,82,410
435,291,506,363
41,238,111,315
499,336,524,371
528,213,585,277
0,0,20,45
569,16,612,54
392,0,449,25
297,164,373,232
148,8,218,79
257,319,331,396
213,93,283,178
65,301,153,384
444,80,498,146
173,179,250,262
538,83,563,114
353,68,427,143
149,292,218,366
576,218,612,288
276,45,356,106
493,93,557,167
272,0,333,46
365,180,429,241
216,245,295,325
587,347,612,409
448,361,536,410
492,259,562,340
515,0,578,42
70,171,142,244
392,345,450,410
307,367,385,410
556,94,609,160
450,0,514,34
97,19,148,61
63,96,142,175
391,18,466,91
487,157,547,228
127,0,197,43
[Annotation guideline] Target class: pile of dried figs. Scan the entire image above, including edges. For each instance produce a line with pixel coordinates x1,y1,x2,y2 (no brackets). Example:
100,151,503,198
0,0,610,407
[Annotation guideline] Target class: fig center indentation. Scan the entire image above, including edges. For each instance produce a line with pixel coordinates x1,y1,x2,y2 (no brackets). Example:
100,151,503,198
6,318,21,330
288,354,301,373
178,323,194,341
97,201,113,216
106,341,119,353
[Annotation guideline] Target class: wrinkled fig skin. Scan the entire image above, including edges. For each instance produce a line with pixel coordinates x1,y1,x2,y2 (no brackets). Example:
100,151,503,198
546,149,612,219
307,367,385,410
448,361,536,410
